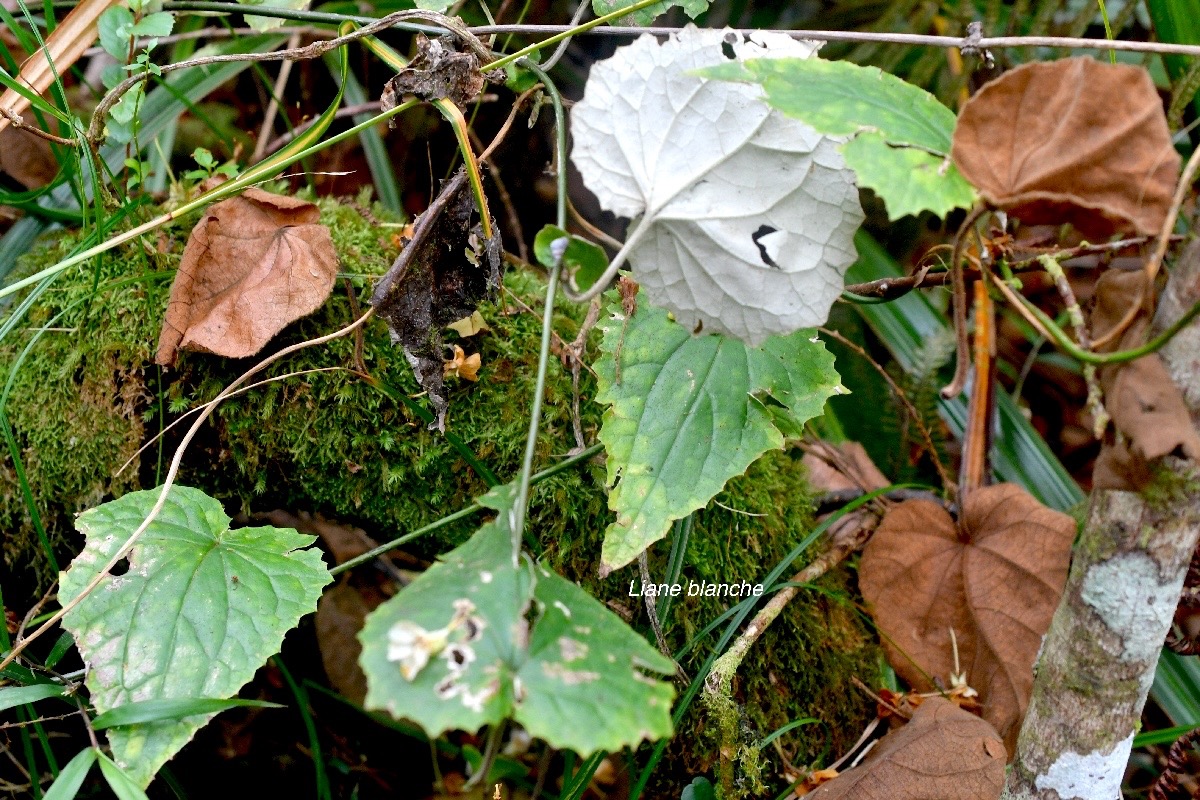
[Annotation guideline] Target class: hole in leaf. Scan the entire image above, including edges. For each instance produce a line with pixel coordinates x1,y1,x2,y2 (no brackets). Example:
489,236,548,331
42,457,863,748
751,225,782,269
721,32,737,59
109,560,129,577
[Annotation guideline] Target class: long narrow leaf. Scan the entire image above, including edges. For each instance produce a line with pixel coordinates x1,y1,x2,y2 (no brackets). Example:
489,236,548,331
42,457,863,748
323,51,403,216
0,682,64,712
0,0,112,134
42,748,97,800
91,698,283,730
1154,650,1200,726
97,753,150,800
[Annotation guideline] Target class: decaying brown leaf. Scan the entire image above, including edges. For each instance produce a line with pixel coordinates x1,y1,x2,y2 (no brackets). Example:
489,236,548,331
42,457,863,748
951,58,1179,238
316,582,378,705
809,698,1005,799
804,441,889,554
858,484,1075,753
370,168,501,430
155,188,338,366
380,34,502,112
1090,268,1200,489
803,441,889,493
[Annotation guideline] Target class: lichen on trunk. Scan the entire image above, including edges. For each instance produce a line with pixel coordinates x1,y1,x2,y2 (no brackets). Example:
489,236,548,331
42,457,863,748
1003,240,1200,798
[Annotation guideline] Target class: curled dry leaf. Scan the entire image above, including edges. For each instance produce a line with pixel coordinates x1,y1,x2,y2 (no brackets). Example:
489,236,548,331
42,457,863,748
381,34,502,112
951,57,1179,238
809,697,1005,799
802,441,888,493
370,168,501,430
858,484,1075,754
156,188,338,366
1090,269,1200,490
0,0,110,135
803,440,889,551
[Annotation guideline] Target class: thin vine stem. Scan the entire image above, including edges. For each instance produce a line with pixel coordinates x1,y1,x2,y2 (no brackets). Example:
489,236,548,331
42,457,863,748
993,272,1200,365
328,443,602,577
511,62,566,540
487,0,667,71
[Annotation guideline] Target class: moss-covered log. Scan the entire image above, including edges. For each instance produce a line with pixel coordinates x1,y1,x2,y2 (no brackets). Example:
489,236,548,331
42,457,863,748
0,195,878,791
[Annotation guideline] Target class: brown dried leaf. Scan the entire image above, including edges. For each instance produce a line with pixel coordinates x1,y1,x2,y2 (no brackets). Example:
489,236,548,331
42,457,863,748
369,169,501,430
809,698,1005,799
1090,269,1200,490
380,34,502,112
858,484,1075,753
802,441,889,493
803,441,889,552
951,58,1179,238
0,0,112,135
316,582,380,705
155,188,338,366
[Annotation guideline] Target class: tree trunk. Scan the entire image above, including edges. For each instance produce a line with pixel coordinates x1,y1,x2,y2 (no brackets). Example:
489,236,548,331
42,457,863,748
1002,243,1200,799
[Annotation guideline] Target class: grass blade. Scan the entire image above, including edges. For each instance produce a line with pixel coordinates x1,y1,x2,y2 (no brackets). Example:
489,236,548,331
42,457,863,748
43,748,97,800
0,683,65,712
91,698,284,730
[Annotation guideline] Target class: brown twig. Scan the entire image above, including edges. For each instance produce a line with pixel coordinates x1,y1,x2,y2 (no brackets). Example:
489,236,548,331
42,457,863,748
942,205,988,399
468,83,542,263
1103,143,1200,352
703,506,882,701
252,31,303,163
851,676,912,720
476,83,541,164
568,197,623,251
81,25,334,57
261,102,381,156
0,109,76,146
843,236,1167,301
87,8,492,144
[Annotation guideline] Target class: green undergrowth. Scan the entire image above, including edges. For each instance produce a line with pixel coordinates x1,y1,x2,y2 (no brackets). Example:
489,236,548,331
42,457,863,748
0,193,877,784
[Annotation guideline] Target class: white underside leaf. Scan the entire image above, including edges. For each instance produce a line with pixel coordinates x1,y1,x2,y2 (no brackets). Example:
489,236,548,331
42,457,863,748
570,26,864,345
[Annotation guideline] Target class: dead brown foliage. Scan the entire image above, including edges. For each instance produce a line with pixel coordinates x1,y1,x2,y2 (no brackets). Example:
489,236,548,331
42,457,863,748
952,57,1179,238
156,187,338,366
858,484,1075,753
808,697,1006,798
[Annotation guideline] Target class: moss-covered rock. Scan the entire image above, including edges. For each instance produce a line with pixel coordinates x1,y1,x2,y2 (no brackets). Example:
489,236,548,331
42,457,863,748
0,194,877,793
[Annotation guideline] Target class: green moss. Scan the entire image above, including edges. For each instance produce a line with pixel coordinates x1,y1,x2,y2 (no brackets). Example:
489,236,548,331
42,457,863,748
1142,462,1200,513
0,195,877,790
